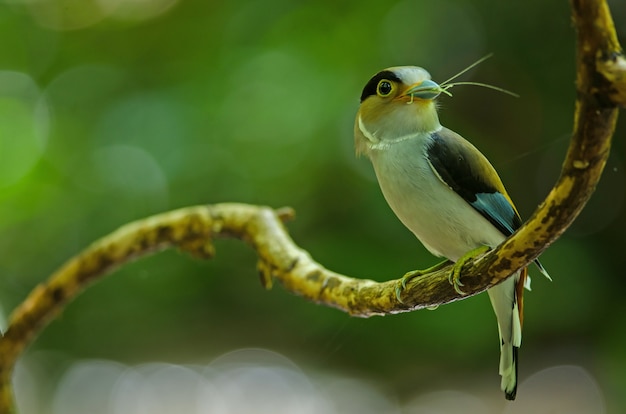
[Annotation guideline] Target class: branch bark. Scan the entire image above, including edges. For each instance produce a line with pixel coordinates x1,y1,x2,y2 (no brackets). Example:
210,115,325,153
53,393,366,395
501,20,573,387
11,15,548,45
0,0,623,412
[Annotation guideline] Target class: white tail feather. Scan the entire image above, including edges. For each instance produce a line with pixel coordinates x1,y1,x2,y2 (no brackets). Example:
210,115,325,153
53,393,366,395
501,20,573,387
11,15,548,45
487,273,522,400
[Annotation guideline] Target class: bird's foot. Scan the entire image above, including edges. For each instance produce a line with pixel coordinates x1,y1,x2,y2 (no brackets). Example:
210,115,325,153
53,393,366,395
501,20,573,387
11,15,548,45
449,245,490,295
395,260,450,302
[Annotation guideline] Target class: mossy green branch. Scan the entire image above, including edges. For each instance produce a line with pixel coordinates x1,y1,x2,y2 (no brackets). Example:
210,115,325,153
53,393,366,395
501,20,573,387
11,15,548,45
573,0,626,108
0,0,623,412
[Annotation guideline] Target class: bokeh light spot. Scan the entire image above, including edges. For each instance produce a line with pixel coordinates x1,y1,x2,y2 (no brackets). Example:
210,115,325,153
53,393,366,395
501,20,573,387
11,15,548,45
91,144,169,197
381,0,485,68
26,0,112,31
404,390,488,414
505,365,605,414
51,360,126,414
97,0,179,22
0,71,48,188
218,50,323,181
94,92,188,178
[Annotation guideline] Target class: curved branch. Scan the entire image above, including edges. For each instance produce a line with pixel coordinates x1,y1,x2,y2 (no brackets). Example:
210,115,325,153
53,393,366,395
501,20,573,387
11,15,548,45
0,0,623,412
453,0,623,292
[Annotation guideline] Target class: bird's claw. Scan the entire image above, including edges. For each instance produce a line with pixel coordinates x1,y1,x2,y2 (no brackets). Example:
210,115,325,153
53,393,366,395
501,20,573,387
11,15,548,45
395,260,451,303
448,245,490,296
449,263,466,295
396,269,424,303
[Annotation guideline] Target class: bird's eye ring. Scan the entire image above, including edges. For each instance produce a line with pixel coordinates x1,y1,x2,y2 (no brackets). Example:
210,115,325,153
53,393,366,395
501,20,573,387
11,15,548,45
377,80,393,97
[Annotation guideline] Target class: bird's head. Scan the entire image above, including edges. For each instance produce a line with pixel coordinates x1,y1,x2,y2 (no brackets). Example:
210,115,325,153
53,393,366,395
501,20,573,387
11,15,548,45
355,66,443,155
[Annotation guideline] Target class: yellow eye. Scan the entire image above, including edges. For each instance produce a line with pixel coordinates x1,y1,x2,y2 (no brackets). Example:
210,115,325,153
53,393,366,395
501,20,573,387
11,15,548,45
377,80,394,97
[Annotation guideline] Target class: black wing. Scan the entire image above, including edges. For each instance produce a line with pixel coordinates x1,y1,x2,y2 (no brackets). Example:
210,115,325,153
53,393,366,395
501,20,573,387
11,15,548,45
426,128,521,236
426,128,550,278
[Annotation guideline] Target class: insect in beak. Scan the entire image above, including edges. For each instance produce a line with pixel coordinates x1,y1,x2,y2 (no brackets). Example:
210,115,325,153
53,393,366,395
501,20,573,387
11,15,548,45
403,79,451,104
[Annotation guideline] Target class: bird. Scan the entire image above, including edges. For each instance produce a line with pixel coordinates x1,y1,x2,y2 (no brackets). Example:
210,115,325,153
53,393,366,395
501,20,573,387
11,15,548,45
354,64,550,400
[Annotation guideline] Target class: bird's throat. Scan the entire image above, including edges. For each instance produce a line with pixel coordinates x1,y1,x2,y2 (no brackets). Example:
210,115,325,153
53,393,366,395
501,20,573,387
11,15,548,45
358,114,441,151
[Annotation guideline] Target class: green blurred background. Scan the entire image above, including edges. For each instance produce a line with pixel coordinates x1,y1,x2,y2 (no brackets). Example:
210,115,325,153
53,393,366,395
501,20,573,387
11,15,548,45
1,0,625,412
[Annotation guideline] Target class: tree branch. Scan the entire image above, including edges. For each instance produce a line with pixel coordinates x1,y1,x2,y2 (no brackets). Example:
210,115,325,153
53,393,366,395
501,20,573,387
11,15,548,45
0,0,623,412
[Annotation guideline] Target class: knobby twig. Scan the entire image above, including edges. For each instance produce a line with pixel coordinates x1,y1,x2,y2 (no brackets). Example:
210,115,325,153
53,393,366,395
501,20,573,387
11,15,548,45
0,0,623,412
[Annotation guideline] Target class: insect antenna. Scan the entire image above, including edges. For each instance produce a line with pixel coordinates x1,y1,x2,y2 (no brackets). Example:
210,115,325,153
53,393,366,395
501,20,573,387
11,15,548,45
438,54,519,98
441,81,519,98
439,53,495,87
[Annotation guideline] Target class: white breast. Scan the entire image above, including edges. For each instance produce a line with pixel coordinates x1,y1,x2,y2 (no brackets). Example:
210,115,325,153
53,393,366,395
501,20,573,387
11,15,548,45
367,134,505,262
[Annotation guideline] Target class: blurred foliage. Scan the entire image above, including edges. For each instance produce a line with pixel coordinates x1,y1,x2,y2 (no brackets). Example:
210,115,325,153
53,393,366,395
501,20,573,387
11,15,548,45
0,0,625,411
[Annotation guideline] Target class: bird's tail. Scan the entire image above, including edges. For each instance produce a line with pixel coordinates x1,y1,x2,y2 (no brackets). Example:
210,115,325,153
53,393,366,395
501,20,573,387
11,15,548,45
487,268,526,400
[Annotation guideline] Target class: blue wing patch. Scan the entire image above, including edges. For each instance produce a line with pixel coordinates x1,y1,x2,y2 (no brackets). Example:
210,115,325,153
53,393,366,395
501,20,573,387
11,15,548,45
473,193,551,280
471,192,520,237
426,129,551,280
